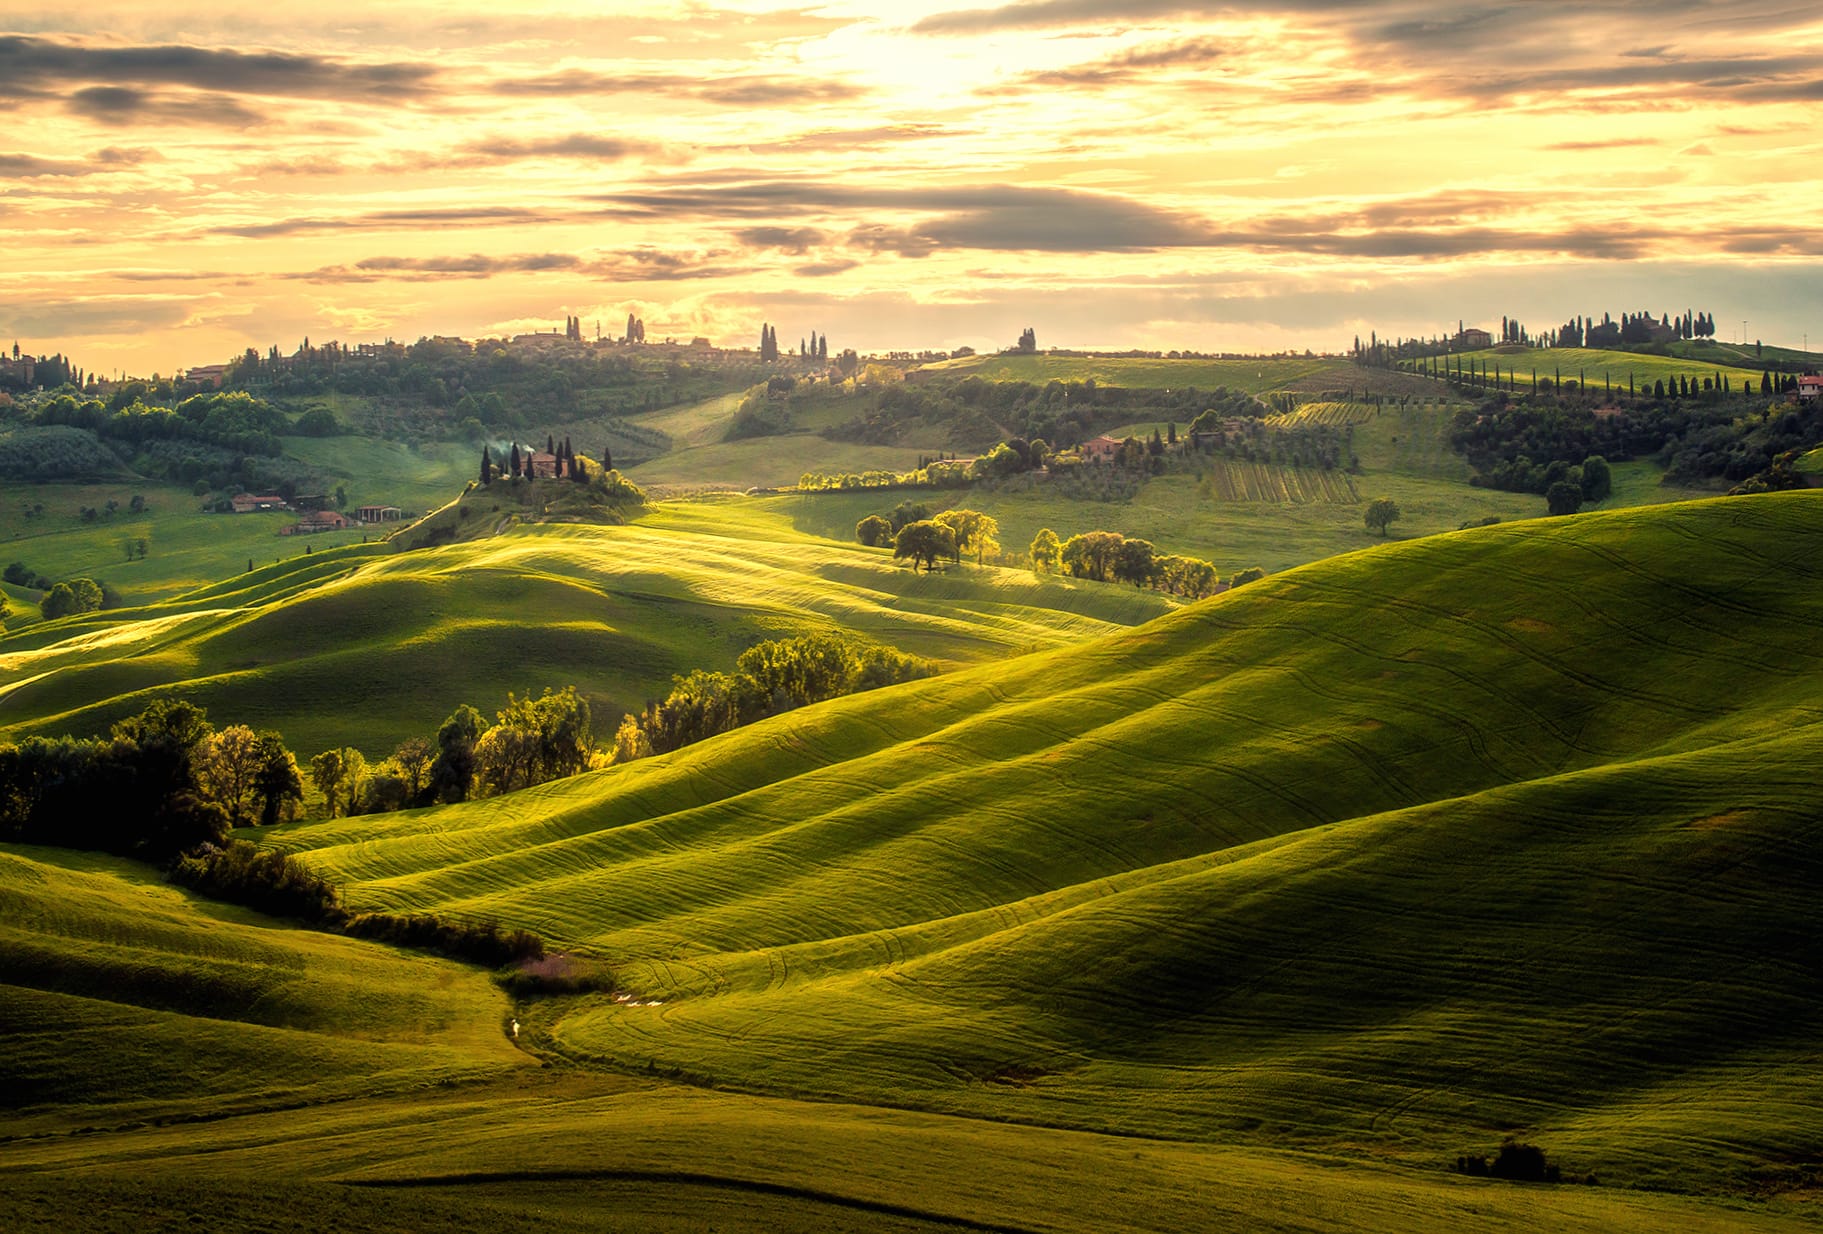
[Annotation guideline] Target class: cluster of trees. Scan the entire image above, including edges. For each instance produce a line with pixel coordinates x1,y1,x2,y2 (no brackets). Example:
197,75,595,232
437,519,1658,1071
625,313,647,343
1353,307,1720,363
1029,528,1244,598
758,323,783,363
821,376,1246,454
1014,327,1037,354
308,686,596,817
1468,450,1613,506
6,561,123,618
1452,388,1818,487
0,700,303,857
800,332,829,361
226,334,741,432
479,435,600,485
612,632,934,763
865,508,1000,570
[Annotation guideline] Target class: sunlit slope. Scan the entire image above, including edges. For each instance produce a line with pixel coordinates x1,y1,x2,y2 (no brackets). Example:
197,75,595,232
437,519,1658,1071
0,846,525,1133
0,503,1170,755
281,493,1823,1187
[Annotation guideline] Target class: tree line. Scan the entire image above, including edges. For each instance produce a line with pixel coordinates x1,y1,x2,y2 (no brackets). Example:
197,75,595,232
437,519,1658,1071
610,631,934,763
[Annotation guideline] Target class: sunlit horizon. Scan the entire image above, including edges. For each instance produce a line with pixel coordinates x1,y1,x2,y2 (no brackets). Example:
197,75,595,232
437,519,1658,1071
4,0,1822,377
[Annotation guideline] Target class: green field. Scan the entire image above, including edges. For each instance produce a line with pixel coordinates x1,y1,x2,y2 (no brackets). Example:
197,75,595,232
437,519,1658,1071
259,495,1823,1185
920,352,1445,399
7,494,1823,1231
1447,347,1771,393
0,845,524,1136
774,400,1711,575
0,500,1172,759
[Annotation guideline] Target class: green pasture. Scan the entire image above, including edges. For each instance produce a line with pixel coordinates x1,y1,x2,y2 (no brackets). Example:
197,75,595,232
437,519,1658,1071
0,845,524,1136
279,435,476,513
1447,346,1771,393
0,480,377,608
919,352,1447,398
262,493,1823,1199
3,1064,1808,1233
629,437,940,492
0,501,1172,759
772,401,1710,574
3,495,1821,1231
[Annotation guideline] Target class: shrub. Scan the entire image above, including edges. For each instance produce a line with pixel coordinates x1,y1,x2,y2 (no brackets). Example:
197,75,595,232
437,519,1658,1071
169,840,343,923
344,911,545,967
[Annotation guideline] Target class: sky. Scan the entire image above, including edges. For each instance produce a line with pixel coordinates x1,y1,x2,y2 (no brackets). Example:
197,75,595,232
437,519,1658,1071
3,0,1823,376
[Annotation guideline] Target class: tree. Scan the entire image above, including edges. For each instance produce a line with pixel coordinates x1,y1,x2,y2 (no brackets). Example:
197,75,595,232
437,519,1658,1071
252,733,304,826
612,713,652,764
935,509,999,564
309,747,366,818
509,442,522,479
1112,537,1157,587
602,446,613,471
1029,528,1061,574
480,444,493,486
1546,481,1583,516
892,520,956,572
855,514,893,547
1059,531,1122,581
1364,497,1400,537
391,736,434,800
1579,455,1612,503
1229,566,1267,587
430,704,484,803
197,725,264,827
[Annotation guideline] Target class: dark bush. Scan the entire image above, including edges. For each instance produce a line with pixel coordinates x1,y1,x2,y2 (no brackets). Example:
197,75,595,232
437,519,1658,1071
344,911,545,967
1457,1141,1564,1184
169,840,344,923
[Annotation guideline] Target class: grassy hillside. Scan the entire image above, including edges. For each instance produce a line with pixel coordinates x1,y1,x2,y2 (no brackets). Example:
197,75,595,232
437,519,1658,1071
774,401,1709,574
1449,347,1767,392
270,492,1823,1197
919,353,1445,400
0,501,1172,758
0,845,525,1135
4,1074,1808,1234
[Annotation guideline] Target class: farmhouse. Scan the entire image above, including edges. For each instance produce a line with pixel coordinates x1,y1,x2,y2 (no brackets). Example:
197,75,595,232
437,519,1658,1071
356,505,403,524
1454,327,1494,349
527,451,559,478
1798,376,1823,401
1082,435,1123,463
185,364,230,388
229,493,288,513
281,511,349,535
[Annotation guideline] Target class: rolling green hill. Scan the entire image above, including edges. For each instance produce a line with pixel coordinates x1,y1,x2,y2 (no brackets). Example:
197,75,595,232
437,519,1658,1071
1447,347,1768,393
4,494,1821,1232
0,845,525,1135
264,492,1823,1198
918,353,1444,400
0,501,1172,758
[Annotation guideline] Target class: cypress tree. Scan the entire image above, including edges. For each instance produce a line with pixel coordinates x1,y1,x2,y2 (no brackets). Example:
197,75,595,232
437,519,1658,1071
603,446,613,471
481,444,493,486
547,434,555,455
510,442,521,478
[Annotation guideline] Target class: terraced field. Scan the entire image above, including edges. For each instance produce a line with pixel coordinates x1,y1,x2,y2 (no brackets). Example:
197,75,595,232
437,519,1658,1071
1266,400,1379,428
266,493,1823,1199
1202,457,1360,502
0,501,1172,757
